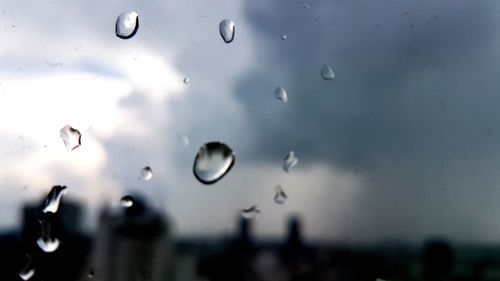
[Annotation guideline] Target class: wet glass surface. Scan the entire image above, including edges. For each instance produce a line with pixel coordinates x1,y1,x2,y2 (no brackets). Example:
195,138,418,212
1,0,500,280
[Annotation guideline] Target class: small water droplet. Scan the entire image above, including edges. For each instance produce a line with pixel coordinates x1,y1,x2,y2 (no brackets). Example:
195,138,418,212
121,195,134,208
241,205,260,219
219,19,235,43
140,166,153,181
115,11,139,39
274,185,288,204
321,64,335,80
36,237,60,253
88,269,94,279
283,151,298,172
177,134,190,147
304,3,310,9
19,258,35,280
281,34,287,40
183,77,190,84
193,142,235,184
60,125,81,151
274,86,288,103
42,185,67,214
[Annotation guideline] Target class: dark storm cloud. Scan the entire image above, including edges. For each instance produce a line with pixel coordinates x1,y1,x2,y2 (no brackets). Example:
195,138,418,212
232,0,500,241
236,0,497,167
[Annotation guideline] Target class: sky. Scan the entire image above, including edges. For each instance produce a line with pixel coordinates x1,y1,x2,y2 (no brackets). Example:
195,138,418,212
1,0,500,244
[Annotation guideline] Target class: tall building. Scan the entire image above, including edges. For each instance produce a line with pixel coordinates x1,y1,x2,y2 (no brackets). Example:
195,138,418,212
91,196,173,281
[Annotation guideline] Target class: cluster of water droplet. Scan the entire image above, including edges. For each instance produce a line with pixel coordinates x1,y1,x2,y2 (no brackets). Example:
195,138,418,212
19,185,68,280
52,6,333,247
38,185,67,253
13,9,332,280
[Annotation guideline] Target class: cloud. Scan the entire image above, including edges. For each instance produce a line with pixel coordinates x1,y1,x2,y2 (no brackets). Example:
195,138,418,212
225,0,500,242
0,50,185,229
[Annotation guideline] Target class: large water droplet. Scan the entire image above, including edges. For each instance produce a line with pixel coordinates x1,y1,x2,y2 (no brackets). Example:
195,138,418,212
321,64,335,80
183,77,190,84
36,237,60,253
281,34,288,40
193,142,235,184
60,125,81,151
274,86,288,103
42,185,67,214
241,205,260,219
283,151,298,172
140,166,153,181
121,195,134,208
19,258,35,281
274,185,288,204
177,134,190,147
115,11,139,39
219,19,235,43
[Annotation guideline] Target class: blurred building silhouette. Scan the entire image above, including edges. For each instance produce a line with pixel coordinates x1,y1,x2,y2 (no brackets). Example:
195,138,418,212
0,199,91,281
3,196,500,281
91,195,173,281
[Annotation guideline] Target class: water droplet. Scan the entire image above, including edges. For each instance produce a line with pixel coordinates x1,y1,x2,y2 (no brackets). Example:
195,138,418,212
140,166,153,181
321,64,335,80
36,237,60,253
19,258,35,280
42,185,67,214
60,125,81,151
219,19,235,44
193,142,235,184
281,34,287,40
121,195,134,208
183,77,190,84
88,269,94,279
177,134,190,147
241,205,260,219
274,86,288,103
304,3,310,9
274,185,287,204
283,151,298,172
115,11,139,39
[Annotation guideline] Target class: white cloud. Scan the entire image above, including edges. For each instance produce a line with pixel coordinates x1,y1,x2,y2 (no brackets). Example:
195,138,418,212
0,50,185,229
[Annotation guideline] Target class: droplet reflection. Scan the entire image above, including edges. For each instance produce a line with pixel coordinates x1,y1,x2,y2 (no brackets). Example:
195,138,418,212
283,151,298,172
219,19,235,43
321,64,335,80
60,125,81,151
241,205,261,219
193,142,235,184
115,11,139,39
274,86,288,103
274,185,288,204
